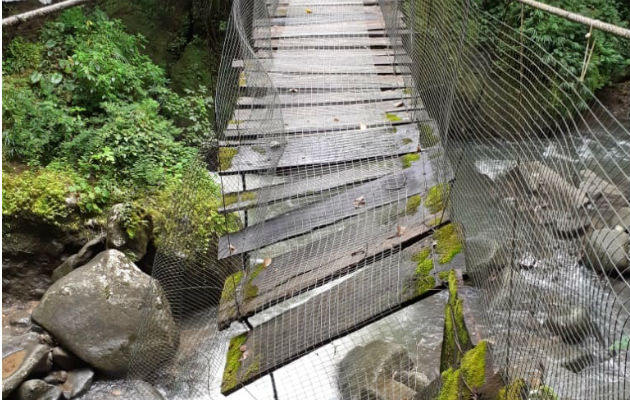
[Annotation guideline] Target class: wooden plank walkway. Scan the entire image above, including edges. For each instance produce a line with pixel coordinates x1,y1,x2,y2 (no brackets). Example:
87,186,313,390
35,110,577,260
215,0,458,393
220,226,465,394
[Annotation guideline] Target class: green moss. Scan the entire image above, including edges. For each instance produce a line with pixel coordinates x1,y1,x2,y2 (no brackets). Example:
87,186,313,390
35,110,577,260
222,333,248,393
401,153,420,169
243,263,266,301
402,138,413,145
402,88,412,95
219,147,238,171
425,183,448,214
223,191,257,207
438,270,451,281
221,271,243,303
437,367,460,400
530,385,559,400
251,146,267,155
406,194,422,215
243,354,261,380
434,223,463,264
419,123,439,146
412,247,435,295
385,112,402,122
460,340,487,388
441,270,472,372
498,379,527,400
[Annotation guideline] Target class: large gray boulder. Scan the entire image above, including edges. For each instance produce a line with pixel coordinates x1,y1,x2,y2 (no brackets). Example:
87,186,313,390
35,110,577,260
106,204,152,262
585,228,629,275
32,250,179,376
74,380,164,400
519,161,589,210
338,341,419,400
2,333,52,399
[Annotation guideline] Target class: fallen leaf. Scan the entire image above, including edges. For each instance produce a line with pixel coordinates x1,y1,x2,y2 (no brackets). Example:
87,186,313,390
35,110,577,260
263,257,272,268
353,196,366,208
112,389,122,396
240,350,250,361
289,88,298,93
305,8,312,13
240,345,247,352
394,101,404,107
334,118,339,122
229,244,237,254
359,122,367,130
396,225,406,237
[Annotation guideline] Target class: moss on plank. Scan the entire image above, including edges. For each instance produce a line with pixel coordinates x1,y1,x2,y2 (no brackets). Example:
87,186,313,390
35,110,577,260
223,191,257,207
425,183,448,214
406,194,422,215
438,269,451,281
438,367,461,400
411,247,435,295
497,379,527,400
221,333,248,393
419,122,439,147
243,354,262,380
243,263,266,301
441,270,472,372
251,146,267,155
385,112,402,122
437,341,488,399
219,147,238,171
220,271,243,303
402,138,413,145
401,153,420,169
434,223,463,264
403,88,412,94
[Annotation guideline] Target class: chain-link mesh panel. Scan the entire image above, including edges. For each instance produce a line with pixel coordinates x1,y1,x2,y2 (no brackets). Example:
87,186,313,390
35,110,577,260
128,0,629,398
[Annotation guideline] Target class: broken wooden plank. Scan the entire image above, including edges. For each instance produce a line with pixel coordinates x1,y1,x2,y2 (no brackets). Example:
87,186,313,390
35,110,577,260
217,152,430,258
219,224,465,394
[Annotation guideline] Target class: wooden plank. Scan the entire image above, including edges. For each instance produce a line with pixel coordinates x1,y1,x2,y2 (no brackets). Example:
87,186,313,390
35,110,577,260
218,153,430,259
219,226,465,394
219,161,395,212
254,48,408,59
234,56,410,74
242,72,407,90
254,20,387,39
222,123,419,175
236,88,414,107
255,36,397,49
218,157,452,326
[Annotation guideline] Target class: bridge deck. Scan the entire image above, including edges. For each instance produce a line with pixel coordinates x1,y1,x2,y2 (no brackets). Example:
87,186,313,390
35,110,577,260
216,0,460,394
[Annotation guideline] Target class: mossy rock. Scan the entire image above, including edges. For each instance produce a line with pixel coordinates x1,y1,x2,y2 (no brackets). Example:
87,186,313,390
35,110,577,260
437,341,489,400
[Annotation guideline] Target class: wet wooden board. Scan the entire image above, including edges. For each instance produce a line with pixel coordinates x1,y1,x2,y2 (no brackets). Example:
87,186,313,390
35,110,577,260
236,88,414,107
221,123,418,175
242,72,407,90
218,154,430,259
234,59,409,74
219,166,393,213
254,20,387,39
218,155,451,326
219,231,465,394
254,48,407,59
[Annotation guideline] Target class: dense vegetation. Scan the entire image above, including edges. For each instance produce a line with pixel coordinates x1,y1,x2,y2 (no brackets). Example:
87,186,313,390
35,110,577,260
2,7,237,250
477,0,630,93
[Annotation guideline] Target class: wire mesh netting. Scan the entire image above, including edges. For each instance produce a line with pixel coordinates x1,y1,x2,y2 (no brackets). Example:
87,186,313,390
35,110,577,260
128,0,630,399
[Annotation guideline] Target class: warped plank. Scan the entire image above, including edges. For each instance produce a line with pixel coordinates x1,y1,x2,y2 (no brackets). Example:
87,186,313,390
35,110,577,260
218,154,451,327
219,159,398,213
219,228,465,394
222,123,418,175
243,72,407,90
218,153,428,259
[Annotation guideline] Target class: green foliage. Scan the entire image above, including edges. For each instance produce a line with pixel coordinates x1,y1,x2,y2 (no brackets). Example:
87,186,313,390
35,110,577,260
2,8,222,240
438,341,488,399
425,184,448,214
2,164,76,225
385,112,402,122
497,379,527,400
401,153,420,169
221,271,244,303
406,194,422,215
411,248,435,295
219,147,239,171
477,0,630,94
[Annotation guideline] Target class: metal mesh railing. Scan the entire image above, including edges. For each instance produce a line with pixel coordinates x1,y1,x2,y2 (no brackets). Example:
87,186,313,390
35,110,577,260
128,0,630,399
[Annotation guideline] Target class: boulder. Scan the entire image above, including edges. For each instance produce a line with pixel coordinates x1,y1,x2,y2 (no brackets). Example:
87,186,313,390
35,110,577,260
579,169,626,206
106,204,152,262
51,235,105,282
61,368,94,399
32,250,179,376
544,307,594,344
585,229,629,275
74,380,164,400
518,162,589,210
3,333,52,399
338,341,416,400
16,380,62,400
43,371,67,385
